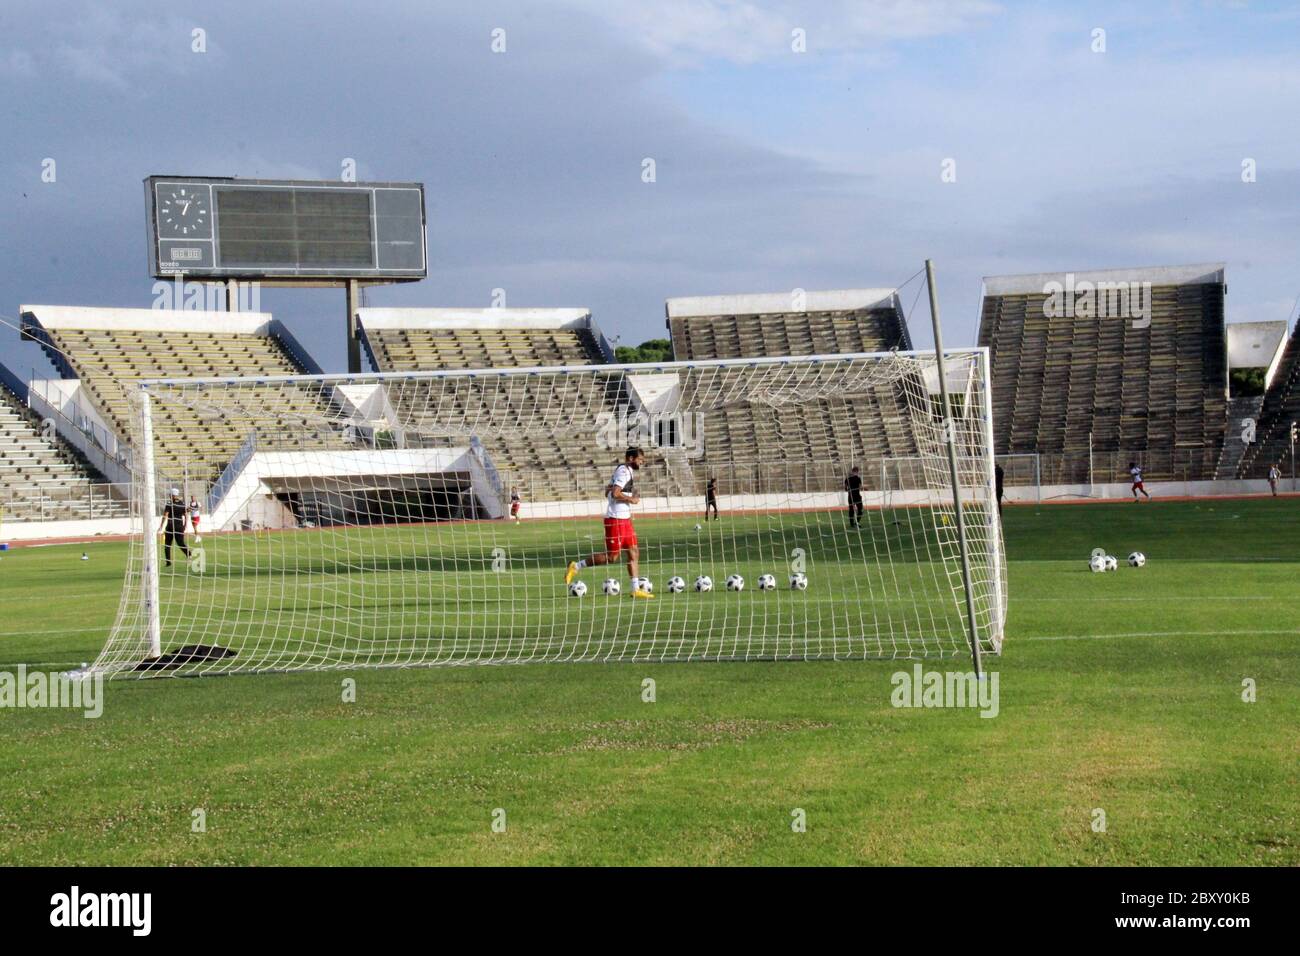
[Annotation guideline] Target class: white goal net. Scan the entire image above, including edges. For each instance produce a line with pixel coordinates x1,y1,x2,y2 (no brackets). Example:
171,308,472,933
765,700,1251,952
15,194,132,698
92,350,1006,677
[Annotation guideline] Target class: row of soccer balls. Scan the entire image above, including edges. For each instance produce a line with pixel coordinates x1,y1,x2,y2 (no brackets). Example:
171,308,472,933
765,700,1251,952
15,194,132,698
570,573,809,597
1090,551,1147,572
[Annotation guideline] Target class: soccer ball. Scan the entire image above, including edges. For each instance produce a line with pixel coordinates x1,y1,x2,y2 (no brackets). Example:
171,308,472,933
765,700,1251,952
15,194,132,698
1089,554,1107,573
1128,552,1146,567
568,580,588,598
694,575,713,592
636,577,653,594
725,574,745,592
694,524,702,531
1104,555,1119,572
667,576,686,593
195,535,202,544
757,573,777,591
789,572,808,590
602,578,621,596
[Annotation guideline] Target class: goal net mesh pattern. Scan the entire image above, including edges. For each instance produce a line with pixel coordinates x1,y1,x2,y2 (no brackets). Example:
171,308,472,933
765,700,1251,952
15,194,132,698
92,351,1006,677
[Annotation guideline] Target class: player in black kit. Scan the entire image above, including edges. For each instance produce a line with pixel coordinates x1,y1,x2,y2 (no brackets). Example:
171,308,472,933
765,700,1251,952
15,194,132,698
160,487,191,567
845,466,864,528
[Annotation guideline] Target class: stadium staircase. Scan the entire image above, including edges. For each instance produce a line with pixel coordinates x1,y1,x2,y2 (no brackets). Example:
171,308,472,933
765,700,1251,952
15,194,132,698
0,382,130,522
1238,322,1300,478
1214,395,1265,479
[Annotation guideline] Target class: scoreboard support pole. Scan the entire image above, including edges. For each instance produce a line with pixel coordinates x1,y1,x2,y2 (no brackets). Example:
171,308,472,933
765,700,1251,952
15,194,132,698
346,280,362,374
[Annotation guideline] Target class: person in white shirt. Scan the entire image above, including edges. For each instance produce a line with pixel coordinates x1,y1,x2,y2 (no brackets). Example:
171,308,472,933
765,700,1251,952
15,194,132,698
1268,463,1281,497
565,447,654,599
1128,461,1151,502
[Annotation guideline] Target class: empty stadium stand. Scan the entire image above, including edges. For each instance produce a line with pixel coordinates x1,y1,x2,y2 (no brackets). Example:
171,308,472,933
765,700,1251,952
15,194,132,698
977,264,1229,483
664,290,921,490
360,308,612,371
21,307,343,490
666,288,913,360
1238,320,1300,479
0,381,130,522
357,308,629,501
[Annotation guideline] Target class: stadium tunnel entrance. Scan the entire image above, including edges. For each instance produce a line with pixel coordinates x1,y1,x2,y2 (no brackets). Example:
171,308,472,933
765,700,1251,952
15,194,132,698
268,472,486,527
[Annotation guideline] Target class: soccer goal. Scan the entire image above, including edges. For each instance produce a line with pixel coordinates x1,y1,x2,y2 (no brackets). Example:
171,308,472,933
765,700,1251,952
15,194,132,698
90,350,1005,677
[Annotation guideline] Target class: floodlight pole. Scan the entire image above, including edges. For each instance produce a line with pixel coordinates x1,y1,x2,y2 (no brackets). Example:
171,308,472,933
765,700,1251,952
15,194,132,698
926,260,983,677
140,387,162,659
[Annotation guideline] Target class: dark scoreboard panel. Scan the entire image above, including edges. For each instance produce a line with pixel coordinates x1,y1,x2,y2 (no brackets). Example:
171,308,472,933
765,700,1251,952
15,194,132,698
145,176,426,280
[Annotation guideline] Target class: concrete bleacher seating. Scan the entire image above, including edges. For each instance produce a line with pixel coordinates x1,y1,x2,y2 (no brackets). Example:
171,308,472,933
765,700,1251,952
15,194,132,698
664,290,920,488
0,383,130,522
1238,321,1300,479
977,264,1229,483
21,307,343,489
666,288,913,361
360,308,610,371
357,308,628,502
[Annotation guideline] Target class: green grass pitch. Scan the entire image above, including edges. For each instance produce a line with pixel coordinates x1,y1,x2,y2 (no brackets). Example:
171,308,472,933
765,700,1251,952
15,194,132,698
0,498,1296,865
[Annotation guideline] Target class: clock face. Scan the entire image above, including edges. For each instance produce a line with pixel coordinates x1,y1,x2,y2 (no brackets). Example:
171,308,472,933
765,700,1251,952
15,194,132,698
157,185,212,239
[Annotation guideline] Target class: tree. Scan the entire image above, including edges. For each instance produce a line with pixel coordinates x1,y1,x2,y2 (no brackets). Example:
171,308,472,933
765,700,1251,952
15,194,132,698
614,339,673,365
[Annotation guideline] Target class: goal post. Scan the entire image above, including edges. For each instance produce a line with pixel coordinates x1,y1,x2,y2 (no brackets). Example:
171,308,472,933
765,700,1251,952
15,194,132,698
92,350,1007,678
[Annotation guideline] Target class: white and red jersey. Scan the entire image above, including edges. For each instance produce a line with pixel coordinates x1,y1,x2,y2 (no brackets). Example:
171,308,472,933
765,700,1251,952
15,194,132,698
606,463,635,519
1130,466,1144,485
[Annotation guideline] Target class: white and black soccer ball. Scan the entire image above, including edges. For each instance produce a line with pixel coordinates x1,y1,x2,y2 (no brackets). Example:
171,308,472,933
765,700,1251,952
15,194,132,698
694,574,713,592
725,573,745,592
602,578,621,596
1104,555,1118,572
569,580,588,598
667,576,686,593
789,572,808,590
1128,551,1146,568
1089,554,1108,573
694,524,702,531
636,577,653,594
757,573,777,591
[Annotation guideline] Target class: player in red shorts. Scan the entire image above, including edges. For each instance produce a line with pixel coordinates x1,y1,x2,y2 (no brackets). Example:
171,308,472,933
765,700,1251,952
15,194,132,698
1128,461,1151,502
509,487,522,523
565,446,654,599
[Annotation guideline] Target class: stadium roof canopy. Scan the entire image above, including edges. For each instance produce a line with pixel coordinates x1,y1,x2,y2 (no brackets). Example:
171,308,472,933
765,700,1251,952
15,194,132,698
665,288,900,318
981,262,1226,296
1226,320,1288,386
354,307,591,331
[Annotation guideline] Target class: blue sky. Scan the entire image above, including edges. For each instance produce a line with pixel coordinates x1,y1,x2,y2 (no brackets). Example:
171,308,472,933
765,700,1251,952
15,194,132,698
2,0,1299,374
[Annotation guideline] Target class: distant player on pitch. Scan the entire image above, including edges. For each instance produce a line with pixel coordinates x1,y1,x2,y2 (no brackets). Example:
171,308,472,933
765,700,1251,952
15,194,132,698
704,476,719,521
160,488,191,567
510,487,522,523
565,446,654,599
845,465,864,527
189,495,201,534
1268,462,1281,496
1128,461,1151,502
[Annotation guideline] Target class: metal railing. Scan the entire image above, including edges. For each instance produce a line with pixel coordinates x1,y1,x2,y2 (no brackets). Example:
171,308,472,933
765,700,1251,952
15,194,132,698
0,480,132,523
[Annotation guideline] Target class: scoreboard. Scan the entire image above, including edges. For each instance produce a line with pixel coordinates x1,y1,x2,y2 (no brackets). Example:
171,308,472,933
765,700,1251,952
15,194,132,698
144,176,426,281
